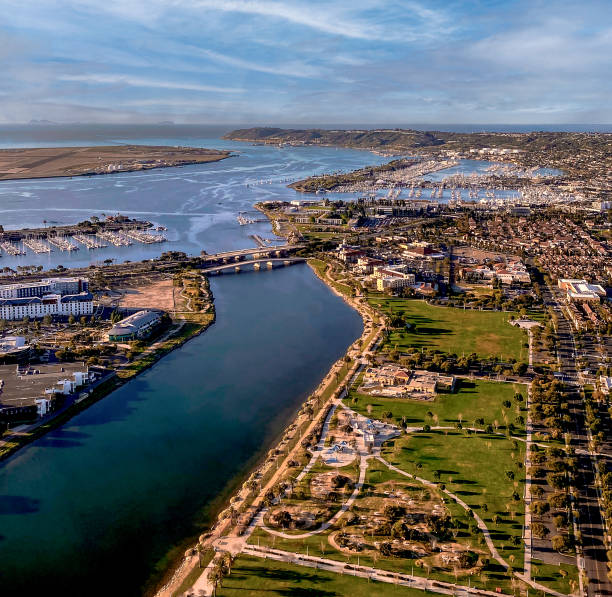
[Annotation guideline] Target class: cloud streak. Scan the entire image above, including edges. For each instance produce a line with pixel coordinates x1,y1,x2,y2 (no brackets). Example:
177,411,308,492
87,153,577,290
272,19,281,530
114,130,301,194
59,74,243,93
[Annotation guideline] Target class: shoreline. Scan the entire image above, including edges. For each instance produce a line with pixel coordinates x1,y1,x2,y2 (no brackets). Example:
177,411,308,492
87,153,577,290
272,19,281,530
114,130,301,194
154,257,385,597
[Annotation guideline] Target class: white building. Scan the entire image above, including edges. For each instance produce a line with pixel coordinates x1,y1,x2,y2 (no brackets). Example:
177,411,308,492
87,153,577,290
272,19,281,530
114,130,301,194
0,278,93,321
376,276,415,291
108,310,162,341
600,376,612,395
0,292,94,321
558,279,606,302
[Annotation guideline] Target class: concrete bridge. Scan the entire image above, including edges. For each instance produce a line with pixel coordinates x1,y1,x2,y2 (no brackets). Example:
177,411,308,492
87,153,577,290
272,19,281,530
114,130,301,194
200,243,303,265
202,257,305,275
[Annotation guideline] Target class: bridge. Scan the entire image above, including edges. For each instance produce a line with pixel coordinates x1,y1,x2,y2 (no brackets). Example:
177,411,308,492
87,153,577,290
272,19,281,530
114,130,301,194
200,243,303,265
202,257,305,275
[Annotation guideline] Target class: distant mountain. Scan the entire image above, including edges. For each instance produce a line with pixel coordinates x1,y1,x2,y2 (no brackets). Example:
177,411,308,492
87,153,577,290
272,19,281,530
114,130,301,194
28,119,58,125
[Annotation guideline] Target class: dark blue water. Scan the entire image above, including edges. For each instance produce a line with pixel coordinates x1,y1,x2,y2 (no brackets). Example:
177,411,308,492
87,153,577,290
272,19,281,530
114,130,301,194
0,264,363,595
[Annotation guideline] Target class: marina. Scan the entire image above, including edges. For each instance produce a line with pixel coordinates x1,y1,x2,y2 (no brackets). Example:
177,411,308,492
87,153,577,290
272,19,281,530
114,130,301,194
22,237,52,253
47,236,79,252
72,233,108,249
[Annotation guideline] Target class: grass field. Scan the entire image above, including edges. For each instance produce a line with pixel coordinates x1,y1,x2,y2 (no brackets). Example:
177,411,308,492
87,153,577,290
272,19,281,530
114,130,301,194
217,555,435,596
531,559,580,595
382,429,525,571
368,297,526,361
348,379,526,435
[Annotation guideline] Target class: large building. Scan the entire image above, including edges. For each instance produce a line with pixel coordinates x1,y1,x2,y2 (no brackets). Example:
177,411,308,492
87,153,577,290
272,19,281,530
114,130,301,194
0,278,93,321
0,277,87,299
558,279,606,302
373,265,416,291
108,310,162,341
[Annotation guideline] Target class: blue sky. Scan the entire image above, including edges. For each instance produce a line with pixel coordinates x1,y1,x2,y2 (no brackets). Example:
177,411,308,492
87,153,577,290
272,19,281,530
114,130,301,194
1,0,610,124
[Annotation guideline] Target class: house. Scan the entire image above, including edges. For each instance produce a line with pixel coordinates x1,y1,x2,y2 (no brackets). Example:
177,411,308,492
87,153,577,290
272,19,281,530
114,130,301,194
600,376,612,395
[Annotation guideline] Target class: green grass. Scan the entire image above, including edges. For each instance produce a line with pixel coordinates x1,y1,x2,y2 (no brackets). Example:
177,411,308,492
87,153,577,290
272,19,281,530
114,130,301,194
309,258,328,279
531,559,579,595
369,297,526,361
348,379,526,435
382,429,525,571
217,555,433,596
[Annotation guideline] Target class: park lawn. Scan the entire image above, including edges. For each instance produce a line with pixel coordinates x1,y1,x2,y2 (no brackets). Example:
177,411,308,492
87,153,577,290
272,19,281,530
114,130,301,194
249,458,519,594
368,298,526,361
531,559,580,595
347,379,527,435
308,258,328,279
382,429,526,573
217,555,433,597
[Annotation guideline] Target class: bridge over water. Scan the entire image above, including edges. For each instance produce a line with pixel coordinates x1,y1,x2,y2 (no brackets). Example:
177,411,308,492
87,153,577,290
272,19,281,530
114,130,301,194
202,257,305,275
200,243,303,265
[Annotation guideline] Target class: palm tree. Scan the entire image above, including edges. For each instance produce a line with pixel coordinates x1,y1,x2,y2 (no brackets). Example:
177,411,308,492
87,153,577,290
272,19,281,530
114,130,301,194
222,552,235,576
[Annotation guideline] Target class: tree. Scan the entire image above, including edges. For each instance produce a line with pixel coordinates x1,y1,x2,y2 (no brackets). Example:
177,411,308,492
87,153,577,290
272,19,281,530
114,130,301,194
458,551,478,569
274,510,292,529
513,362,528,376
391,521,408,540
532,522,549,539
552,534,571,553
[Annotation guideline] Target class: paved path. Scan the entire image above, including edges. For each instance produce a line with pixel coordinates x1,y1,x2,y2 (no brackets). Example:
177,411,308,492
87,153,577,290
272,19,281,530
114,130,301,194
376,456,509,570
243,544,506,597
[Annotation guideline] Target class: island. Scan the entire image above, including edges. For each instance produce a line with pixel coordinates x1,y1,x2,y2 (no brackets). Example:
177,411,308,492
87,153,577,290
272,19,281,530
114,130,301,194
0,144,232,181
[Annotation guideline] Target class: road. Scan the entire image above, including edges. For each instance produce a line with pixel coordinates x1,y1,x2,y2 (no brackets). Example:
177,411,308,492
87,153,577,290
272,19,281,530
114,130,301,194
543,284,612,597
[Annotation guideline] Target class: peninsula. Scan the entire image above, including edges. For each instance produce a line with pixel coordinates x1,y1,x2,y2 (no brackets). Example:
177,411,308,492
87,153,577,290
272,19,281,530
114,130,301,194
225,127,612,198
0,145,231,181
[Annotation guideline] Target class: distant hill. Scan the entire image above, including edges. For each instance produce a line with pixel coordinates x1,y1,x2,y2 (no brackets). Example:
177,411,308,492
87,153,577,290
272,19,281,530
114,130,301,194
224,127,444,151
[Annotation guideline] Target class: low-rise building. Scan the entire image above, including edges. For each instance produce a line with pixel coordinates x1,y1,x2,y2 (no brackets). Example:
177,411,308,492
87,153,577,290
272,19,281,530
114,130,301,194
558,279,606,302
600,376,612,395
0,363,101,422
108,310,162,341
362,366,455,398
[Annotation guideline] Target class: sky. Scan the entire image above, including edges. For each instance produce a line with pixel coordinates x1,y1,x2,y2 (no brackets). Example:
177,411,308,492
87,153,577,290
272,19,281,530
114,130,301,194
0,0,611,125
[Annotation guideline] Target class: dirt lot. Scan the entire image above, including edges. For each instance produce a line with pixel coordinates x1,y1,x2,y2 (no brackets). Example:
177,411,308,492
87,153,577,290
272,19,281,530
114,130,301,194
116,279,176,312
0,145,230,180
